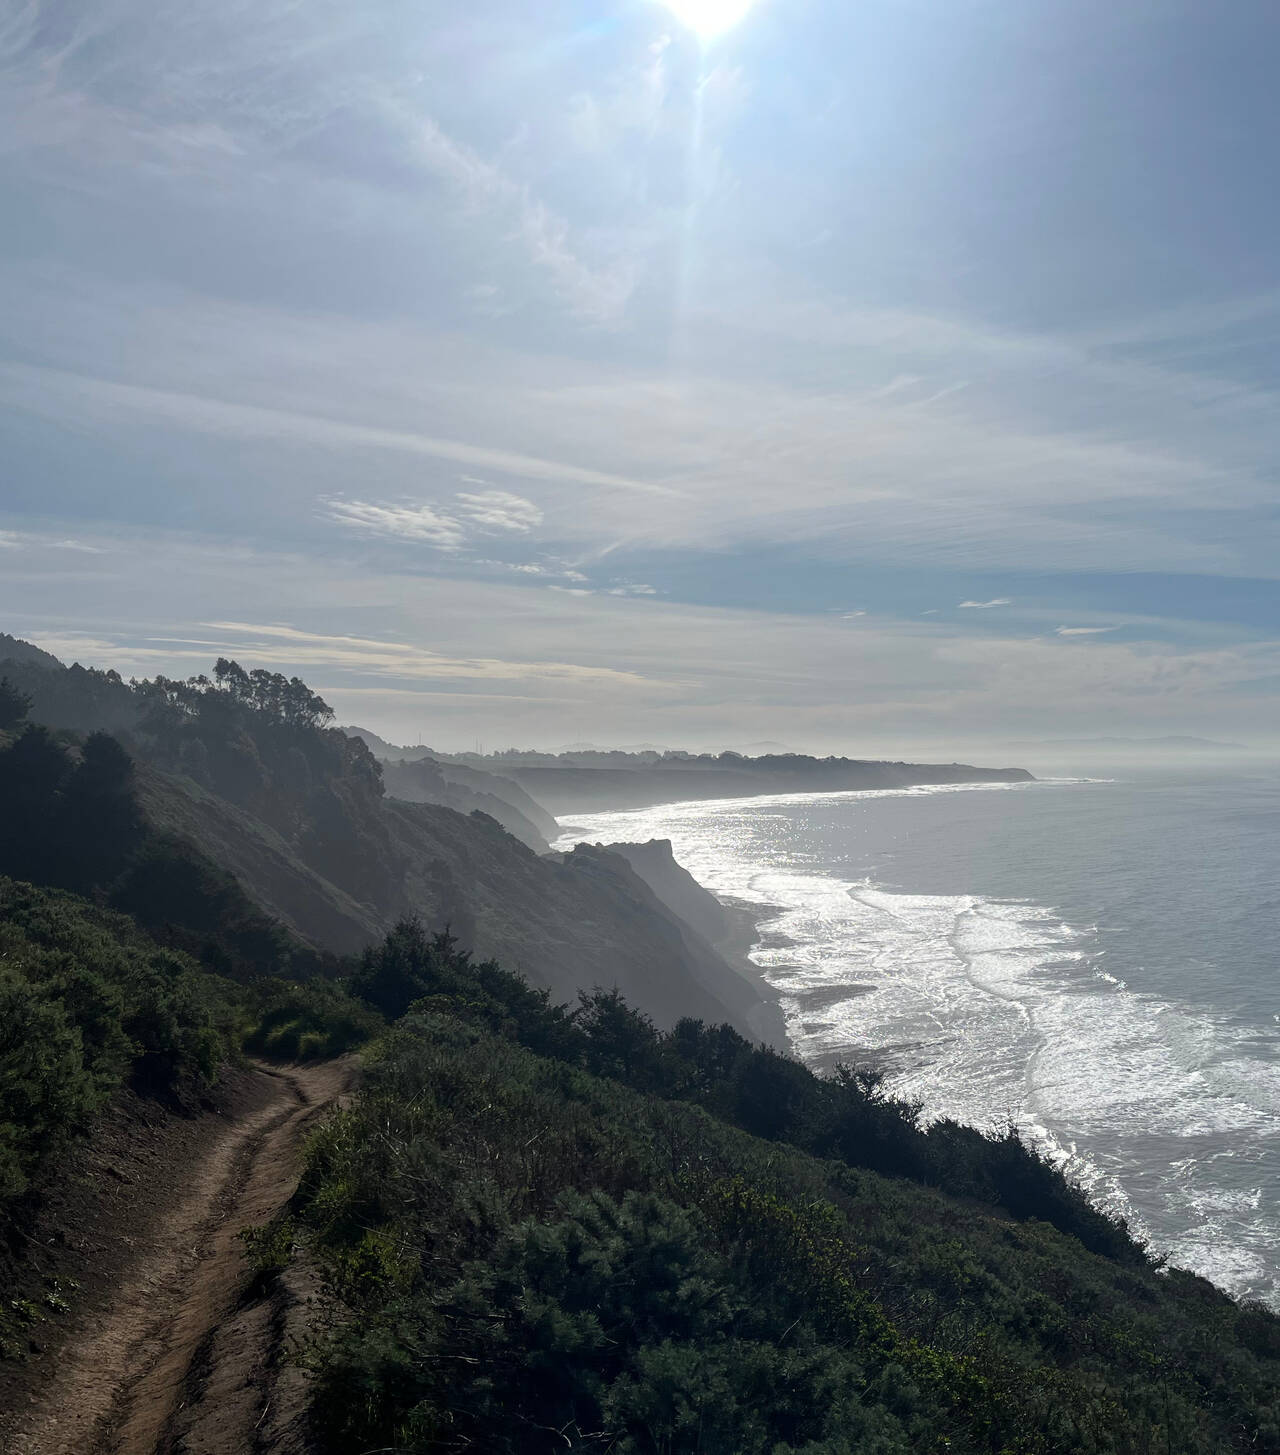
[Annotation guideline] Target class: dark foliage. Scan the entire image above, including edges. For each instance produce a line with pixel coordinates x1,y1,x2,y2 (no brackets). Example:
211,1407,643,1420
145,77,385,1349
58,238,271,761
348,920,1136,1260
294,968,1280,1453
0,725,143,893
0,720,325,983
0,676,31,734
0,652,382,835
0,879,239,1208
244,979,383,1062
351,918,584,1061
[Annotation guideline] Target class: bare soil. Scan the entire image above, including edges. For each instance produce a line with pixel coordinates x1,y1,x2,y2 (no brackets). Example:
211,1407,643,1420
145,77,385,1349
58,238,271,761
0,1057,356,1455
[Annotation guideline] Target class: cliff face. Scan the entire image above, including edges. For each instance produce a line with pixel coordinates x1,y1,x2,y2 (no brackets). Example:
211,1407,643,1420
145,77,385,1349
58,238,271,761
345,727,560,849
137,765,782,1042
551,842,784,1046
0,642,782,1038
597,839,728,947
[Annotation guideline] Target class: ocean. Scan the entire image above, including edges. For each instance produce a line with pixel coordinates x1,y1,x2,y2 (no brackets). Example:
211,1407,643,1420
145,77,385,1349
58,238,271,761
553,766,1280,1305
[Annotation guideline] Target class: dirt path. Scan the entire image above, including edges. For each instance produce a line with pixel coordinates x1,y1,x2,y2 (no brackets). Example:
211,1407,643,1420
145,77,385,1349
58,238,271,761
6,1057,356,1455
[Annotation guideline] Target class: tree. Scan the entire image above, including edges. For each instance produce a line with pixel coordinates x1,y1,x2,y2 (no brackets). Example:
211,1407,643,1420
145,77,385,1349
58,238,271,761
62,733,142,889
351,916,444,1019
0,676,31,733
575,987,664,1089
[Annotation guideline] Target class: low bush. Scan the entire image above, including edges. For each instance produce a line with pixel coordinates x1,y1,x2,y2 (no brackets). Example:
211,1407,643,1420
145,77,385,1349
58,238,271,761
295,1005,1280,1453
350,918,1139,1260
244,980,383,1063
0,878,240,1206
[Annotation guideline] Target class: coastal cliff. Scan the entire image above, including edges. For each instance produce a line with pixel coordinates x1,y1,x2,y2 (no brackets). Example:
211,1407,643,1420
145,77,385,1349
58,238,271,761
5,638,1280,1454
0,642,783,1040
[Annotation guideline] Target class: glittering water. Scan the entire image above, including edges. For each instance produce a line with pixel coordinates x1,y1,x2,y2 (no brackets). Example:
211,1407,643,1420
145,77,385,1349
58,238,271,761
554,769,1280,1303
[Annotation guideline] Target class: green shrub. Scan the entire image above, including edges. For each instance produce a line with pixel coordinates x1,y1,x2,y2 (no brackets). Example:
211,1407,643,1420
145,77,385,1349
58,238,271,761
0,878,241,1209
293,1007,1280,1455
238,1215,298,1284
0,966,99,1200
244,979,383,1062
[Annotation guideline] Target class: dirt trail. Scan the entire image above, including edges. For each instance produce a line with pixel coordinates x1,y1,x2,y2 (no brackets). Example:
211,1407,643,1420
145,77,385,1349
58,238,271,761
6,1057,355,1455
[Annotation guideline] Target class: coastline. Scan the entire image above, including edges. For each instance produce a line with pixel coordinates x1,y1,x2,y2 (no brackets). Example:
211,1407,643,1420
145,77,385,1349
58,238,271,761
554,817,791,1050
710,893,791,1049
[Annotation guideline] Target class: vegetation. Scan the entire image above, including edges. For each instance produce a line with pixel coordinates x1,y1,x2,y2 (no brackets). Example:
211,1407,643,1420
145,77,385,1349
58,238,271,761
293,928,1280,1452
243,979,383,1063
0,685,335,982
346,920,1135,1260
0,653,383,831
3,641,1278,1449
0,879,239,1208
0,663,377,1218
0,649,408,925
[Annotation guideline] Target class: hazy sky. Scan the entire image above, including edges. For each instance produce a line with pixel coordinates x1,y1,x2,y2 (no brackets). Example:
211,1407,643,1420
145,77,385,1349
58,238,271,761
2,0,1279,754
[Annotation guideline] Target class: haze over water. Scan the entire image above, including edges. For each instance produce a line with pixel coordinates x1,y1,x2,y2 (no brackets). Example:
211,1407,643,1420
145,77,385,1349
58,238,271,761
556,767,1280,1304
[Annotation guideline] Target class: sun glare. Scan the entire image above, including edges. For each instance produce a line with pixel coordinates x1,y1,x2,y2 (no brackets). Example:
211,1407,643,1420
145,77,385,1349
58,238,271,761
663,0,756,40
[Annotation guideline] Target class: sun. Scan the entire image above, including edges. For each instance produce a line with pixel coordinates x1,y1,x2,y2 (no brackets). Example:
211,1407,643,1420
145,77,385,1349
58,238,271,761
662,0,757,40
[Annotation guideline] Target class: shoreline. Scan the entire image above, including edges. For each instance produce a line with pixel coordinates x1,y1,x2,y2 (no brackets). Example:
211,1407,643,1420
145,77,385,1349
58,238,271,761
556,785,1280,1308
710,893,792,1049
554,818,792,1050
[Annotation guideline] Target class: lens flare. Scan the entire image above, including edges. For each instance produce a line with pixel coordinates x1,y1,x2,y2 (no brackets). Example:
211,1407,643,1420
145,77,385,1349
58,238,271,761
663,0,757,40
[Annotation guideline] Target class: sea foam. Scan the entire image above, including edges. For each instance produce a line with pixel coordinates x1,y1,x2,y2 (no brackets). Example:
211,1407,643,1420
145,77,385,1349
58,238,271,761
556,780,1280,1304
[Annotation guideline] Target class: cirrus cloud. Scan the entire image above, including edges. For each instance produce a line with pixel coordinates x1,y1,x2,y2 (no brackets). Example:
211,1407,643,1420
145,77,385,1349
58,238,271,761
321,487,542,552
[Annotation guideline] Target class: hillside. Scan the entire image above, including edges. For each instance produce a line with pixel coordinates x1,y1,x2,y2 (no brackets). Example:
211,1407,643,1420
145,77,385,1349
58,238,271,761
0,877,242,1220
0,644,781,1040
375,751,557,850
0,634,62,672
4,641,1280,1451
339,727,1036,817
10,893,1280,1452
342,725,560,845
283,928,1280,1455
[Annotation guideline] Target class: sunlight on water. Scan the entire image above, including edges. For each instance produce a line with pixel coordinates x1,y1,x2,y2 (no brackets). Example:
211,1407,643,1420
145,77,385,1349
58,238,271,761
555,777,1280,1303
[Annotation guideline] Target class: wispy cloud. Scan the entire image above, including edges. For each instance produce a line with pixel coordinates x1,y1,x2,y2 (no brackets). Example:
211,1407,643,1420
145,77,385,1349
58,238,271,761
958,598,1013,609
0,528,105,554
200,622,657,685
454,490,542,534
1056,625,1118,636
0,362,671,497
413,116,638,324
472,558,588,582
320,488,542,552
35,620,661,690
321,499,468,549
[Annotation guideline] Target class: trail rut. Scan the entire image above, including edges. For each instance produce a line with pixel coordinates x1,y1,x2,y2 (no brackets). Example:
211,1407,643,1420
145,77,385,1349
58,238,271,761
6,1057,355,1455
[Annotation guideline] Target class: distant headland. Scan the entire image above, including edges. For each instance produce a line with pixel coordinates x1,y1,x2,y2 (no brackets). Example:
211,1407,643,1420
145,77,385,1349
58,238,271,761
345,729,1034,816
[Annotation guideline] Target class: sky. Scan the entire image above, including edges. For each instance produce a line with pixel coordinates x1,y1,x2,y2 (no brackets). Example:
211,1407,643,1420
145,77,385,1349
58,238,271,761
2,0,1279,756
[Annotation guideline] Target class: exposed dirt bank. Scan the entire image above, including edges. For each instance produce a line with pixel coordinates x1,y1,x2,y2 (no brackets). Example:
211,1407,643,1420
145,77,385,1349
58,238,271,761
1,1057,356,1455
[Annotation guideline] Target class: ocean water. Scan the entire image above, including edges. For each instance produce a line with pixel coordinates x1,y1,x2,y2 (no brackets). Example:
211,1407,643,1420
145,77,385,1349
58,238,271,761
553,768,1280,1304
